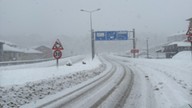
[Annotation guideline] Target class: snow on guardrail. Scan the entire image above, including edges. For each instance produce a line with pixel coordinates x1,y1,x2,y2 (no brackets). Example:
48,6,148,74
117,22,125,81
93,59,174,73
0,55,77,66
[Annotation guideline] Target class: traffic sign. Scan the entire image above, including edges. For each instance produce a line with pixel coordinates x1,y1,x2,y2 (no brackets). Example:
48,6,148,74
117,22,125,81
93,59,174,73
131,49,139,53
53,50,62,59
52,39,64,50
188,36,192,42
95,31,128,41
186,27,192,36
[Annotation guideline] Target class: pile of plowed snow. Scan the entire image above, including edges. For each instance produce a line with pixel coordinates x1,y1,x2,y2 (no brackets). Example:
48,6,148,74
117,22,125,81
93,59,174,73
172,51,192,61
0,64,105,108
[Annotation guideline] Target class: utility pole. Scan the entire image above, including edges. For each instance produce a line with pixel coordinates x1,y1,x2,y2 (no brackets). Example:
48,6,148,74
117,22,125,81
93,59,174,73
0,42,4,61
146,38,149,58
132,29,136,58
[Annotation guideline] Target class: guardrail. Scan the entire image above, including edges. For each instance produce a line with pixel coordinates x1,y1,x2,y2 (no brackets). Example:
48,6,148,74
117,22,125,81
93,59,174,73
0,58,55,66
0,55,82,67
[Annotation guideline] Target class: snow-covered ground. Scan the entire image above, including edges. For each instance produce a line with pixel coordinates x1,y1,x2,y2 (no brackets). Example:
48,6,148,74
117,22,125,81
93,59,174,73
0,55,105,107
0,52,192,108
112,51,192,108
172,51,192,61
0,55,102,86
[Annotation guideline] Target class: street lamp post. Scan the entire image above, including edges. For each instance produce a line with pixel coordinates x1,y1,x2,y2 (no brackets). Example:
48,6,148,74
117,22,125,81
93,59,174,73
80,8,100,60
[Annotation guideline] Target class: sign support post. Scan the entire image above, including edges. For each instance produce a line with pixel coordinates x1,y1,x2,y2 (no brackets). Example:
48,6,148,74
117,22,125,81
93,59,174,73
186,18,192,61
129,29,138,58
132,29,136,58
57,59,59,67
191,42,192,61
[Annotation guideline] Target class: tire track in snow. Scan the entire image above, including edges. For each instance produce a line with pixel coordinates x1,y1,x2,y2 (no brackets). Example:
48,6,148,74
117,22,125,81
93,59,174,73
37,56,134,108
92,57,134,108
123,63,157,108
128,61,192,108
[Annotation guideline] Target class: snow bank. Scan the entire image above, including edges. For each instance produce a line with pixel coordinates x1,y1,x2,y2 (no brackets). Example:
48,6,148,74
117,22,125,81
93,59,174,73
172,51,192,61
0,56,105,108
0,65,105,107
0,56,85,86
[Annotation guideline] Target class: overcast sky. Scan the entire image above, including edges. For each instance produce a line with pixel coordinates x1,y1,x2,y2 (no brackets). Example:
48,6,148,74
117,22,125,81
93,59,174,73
0,0,192,48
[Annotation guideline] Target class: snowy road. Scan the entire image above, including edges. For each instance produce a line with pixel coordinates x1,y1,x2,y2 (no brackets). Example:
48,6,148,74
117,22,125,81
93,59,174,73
21,56,134,108
56,57,133,108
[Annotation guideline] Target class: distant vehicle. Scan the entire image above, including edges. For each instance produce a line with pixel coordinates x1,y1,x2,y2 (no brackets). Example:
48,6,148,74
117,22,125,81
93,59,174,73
82,61,86,64
66,59,72,66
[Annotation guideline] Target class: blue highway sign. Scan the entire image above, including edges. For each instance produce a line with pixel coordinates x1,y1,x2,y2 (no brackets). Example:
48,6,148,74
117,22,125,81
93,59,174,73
95,31,128,41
